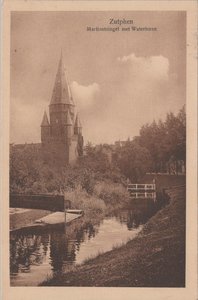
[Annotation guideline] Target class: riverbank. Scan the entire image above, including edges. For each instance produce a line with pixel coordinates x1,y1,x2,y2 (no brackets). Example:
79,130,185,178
41,185,185,287
10,181,129,231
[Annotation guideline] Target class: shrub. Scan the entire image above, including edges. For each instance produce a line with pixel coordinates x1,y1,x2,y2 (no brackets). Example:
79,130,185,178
64,185,106,217
93,181,129,208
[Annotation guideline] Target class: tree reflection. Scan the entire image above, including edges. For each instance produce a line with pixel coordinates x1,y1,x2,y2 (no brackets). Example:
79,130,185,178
50,223,97,272
116,199,158,230
10,233,49,274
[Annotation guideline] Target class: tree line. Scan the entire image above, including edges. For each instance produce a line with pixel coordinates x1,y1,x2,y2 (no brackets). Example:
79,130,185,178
10,106,185,193
113,105,186,181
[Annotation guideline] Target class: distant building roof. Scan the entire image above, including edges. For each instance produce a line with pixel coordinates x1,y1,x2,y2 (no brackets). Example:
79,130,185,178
11,143,41,149
115,141,128,147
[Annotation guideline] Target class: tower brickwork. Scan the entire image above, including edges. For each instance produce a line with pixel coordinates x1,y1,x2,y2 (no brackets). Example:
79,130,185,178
40,53,83,165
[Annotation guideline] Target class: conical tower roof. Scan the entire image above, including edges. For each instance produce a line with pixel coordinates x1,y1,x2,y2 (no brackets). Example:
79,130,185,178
74,113,82,128
66,110,72,126
41,111,50,126
50,53,75,106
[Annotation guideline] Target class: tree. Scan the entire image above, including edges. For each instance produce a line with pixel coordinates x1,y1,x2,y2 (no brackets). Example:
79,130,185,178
137,106,186,174
164,106,186,173
115,141,152,182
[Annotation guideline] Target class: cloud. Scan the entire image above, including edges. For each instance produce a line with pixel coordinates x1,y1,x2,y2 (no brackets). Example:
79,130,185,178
117,53,169,80
10,54,184,146
71,81,100,110
62,54,179,145
80,53,180,144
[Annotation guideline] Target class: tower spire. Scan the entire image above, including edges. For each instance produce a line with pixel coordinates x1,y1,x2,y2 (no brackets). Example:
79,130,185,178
41,52,83,165
41,111,49,126
50,52,74,106
74,113,81,128
74,113,82,135
66,110,72,126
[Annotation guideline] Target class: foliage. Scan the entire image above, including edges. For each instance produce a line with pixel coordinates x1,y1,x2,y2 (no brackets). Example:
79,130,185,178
113,141,152,181
137,106,186,174
9,142,128,214
64,185,107,217
93,181,130,208
10,106,185,199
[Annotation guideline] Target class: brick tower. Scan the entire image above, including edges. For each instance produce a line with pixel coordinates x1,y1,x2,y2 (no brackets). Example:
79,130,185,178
41,53,83,165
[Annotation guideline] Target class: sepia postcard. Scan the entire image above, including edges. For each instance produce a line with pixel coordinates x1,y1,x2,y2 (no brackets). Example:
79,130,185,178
1,1,197,300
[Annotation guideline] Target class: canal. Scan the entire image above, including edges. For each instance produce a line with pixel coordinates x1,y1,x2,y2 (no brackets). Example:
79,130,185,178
10,199,163,286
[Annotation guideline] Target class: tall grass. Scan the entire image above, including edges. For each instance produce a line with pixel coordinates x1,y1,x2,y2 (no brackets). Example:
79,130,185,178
63,180,130,222
64,185,107,218
93,181,130,209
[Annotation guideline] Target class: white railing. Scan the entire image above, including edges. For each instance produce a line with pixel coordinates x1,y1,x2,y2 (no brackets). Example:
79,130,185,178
127,184,156,191
127,183,156,200
130,192,156,199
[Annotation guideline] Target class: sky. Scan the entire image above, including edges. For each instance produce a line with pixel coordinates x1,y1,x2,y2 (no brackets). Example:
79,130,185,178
10,11,186,145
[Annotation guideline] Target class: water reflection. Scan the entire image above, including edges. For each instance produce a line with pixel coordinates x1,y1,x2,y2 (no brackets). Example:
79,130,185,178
10,234,49,275
115,199,158,230
10,222,98,285
10,199,163,286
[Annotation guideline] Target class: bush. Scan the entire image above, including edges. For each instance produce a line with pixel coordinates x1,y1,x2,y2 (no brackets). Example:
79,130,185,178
64,185,106,217
93,181,129,208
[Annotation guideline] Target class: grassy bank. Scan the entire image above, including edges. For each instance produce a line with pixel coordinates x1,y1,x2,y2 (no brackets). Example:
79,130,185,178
41,185,185,287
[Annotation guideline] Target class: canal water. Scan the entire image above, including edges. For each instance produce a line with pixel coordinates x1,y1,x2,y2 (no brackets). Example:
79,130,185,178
10,199,161,286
